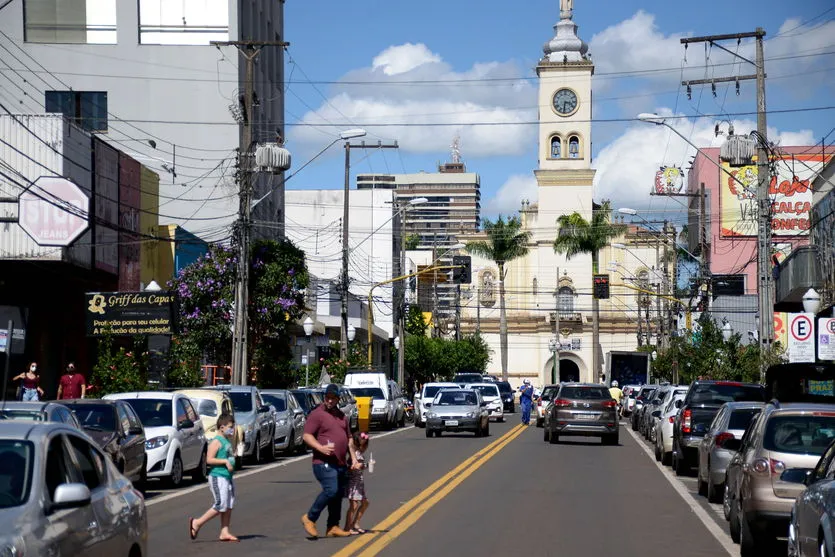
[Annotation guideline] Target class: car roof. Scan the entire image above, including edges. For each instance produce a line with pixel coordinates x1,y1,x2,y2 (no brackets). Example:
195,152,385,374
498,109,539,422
692,380,763,387
205,385,258,392
423,382,458,387
0,401,50,411
769,402,835,414
719,401,765,410
464,382,498,388
0,420,81,440
105,391,178,400
176,389,227,400
259,389,289,395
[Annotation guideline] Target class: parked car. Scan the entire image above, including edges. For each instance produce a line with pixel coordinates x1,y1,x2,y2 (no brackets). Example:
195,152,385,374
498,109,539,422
465,383,504,422
630,385,658,432
62,399,148,491
424,388,490,437
697,401,763,503
0,421,147,556
104,391,208,487
542,383,619,445
290,388,320,416
452,373,485,387
535,384,559,427
786,437,835,557
640,385,672,440
175,389,246,466
0,401,82,430
205,385,276,464
260,389,306,454
672,380,766,476
496,381,515,413
414,382,459,427
648,387,688,443
654,389,688,465
724,402,835,554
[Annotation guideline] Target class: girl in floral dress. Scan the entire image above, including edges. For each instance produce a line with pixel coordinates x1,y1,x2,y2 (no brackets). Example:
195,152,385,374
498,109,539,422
344,431,371,534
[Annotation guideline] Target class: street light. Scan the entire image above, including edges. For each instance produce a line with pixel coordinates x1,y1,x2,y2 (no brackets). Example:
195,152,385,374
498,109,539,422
548,337,559,384
394,336,400,350
803,288,822,314
303,316,314,387
347,324,356,342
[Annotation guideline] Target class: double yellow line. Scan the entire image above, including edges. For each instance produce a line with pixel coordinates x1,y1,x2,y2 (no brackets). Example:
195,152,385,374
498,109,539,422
333,423,527,557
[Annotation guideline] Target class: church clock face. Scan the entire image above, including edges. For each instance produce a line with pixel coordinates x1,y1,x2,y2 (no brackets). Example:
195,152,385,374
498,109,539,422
553,88,578,116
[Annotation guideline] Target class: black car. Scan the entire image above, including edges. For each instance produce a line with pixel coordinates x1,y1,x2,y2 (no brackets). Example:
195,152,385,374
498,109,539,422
496,381,515,413
290,389,321,416
671,380,766,476
63,399,147,490
630,385,658,431
453,373,485,387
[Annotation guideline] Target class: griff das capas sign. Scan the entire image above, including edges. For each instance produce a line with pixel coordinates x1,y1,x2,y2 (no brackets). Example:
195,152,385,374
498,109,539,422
85,291,177,336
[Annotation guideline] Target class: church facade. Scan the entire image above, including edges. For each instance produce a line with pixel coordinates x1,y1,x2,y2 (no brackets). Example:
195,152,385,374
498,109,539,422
458,2,670,387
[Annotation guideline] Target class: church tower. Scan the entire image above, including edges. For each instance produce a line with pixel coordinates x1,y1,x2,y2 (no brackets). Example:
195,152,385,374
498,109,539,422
534,0,595,223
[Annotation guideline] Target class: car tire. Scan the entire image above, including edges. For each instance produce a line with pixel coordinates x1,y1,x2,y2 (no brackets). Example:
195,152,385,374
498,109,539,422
549,430,560,444
698,474,708,497
435,430,441,438
484,422,490,437
536,417,544,428
722,475,733,521
740,512,770,556
137,456,148,494
820,537,830,557
674,446,689,476
707,478,723,504
499,416,505,423
192,449,208,482
399,413,406,428
661,450,672,466
267,435,277,461
168,452,184,488
654,442,662,462
253,434,262,465
286,430,295,454
544,427,550,442
728,496,741,543
426,428,433,438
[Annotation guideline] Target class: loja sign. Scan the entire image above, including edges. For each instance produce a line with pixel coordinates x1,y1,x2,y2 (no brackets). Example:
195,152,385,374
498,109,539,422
19,176,89,246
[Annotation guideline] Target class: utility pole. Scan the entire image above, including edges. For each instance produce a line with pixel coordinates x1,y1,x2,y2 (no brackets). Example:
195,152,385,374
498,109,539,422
476,285,481,334
554,266,560,384
340,141,399,361
397,201,407,386
655,236,662,348
455,283,461,341
681,29,771,377
213,39,288,386
432,235,439,338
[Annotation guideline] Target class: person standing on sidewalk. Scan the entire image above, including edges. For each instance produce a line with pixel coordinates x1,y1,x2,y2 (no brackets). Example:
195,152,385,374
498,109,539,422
12,362,44,401
301,383,352,539
519,379,534,426
56,362,86,400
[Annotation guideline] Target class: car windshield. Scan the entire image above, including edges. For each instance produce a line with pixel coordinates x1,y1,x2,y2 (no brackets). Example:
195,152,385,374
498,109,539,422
560,386,611,400
190,398,219,417
350,388,385,400
261,394,286,412
541,387,558,401
123,399,172,427
729,408,762,430
436,391,478,406
291,391,312,413
0,440,33,509
422,386,451,399
0,410,45,422
470,385,499,397
228,392,253,413
453,374,482,383
496,381,512,394
65,404,116,431
689,383,766,405
764,414,835,456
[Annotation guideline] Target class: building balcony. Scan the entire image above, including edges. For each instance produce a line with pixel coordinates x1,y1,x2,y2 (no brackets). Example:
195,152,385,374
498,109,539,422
774,245,821,311
550,311,583,323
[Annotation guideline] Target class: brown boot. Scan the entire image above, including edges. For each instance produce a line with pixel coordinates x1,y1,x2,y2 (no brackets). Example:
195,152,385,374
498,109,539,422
326,526,351,537
301,514,318,538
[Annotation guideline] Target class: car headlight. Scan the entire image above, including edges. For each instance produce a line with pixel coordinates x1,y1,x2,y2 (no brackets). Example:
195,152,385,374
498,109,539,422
0,536,24,557
427,412,437,419
466,411,478,418
145,435,169,450
277,419,287,427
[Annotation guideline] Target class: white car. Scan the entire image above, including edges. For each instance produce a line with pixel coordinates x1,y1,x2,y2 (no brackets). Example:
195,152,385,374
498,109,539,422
465,383,504,422
105,392,207,487
414,382,459,427
654,391,687,466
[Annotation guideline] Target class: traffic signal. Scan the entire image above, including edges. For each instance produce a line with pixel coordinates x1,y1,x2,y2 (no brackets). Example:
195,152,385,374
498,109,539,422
593,273,610,299
452,255,471,284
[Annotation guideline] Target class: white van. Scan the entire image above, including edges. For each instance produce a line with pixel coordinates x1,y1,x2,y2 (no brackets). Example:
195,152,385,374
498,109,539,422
345,372,405,429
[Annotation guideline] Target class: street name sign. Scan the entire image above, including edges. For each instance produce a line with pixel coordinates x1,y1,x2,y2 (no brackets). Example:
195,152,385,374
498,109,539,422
19,177,89,246
819,318,835,361
788,312,815,363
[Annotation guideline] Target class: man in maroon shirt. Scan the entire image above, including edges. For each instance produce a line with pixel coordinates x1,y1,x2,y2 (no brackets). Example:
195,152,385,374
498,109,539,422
301,383,352,538
57,362,86,400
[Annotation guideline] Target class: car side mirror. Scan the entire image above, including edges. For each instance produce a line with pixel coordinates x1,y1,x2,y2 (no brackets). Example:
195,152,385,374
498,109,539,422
293,408,304,416
50,483,91,512
675,400,683,409
424,402,432,408
178,419,194,430
651,410,661,418
780,468,813,486
259,405,271,413
129,426,143,435
722,438,742,452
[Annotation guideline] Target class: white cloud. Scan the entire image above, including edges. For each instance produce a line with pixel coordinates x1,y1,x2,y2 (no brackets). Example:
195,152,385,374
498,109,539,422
371,43,442,76
593,109,816,209
485,174,538,217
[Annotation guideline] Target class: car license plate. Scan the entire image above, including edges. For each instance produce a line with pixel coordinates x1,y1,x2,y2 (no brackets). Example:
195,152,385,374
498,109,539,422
574,413,597,421
445,420,459,426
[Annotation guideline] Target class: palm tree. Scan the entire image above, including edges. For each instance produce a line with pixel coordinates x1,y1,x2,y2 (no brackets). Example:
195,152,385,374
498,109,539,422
552,201,626,381
466,215,532,381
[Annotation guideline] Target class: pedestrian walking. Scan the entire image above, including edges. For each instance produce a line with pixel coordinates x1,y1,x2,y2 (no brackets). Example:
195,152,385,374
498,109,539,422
12,362,44,401
301,383,352,539
344,431,372,535
189,413,239,542
519,379,534,426
56,362,86,400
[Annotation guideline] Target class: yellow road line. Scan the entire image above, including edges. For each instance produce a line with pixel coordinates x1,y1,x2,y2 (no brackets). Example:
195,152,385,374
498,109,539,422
355,424,527,556
332,424,524,557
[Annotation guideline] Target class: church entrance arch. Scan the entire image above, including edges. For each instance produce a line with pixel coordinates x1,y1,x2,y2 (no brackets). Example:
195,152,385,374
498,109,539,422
542,355,586,384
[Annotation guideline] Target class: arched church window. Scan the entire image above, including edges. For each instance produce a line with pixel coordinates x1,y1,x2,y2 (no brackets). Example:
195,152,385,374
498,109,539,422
550,136,562,158
557,286,574,315
568,135,580,158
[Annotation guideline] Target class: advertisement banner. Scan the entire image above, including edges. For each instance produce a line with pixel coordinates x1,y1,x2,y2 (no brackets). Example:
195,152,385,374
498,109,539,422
788,313,815,363
774,312,788,347
85,291,177,336
819,318,835,361
720,153,832,238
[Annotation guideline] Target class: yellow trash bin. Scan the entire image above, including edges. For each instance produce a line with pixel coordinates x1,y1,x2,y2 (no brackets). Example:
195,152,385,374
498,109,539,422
355,396,372,433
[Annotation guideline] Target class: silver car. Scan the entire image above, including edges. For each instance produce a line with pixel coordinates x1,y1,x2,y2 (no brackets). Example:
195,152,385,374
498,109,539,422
697,401,763,503
0,421,147,556
424,389,490,437
260,389,306,454
787,437,835,557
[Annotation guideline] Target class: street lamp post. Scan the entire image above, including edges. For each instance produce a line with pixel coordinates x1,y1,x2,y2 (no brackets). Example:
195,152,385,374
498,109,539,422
548,337,559,384
303,316,314,387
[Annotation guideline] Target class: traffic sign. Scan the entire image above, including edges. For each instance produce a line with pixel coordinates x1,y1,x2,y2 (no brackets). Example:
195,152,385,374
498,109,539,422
788,313,815,363
19,176,89,246
819,318,835,361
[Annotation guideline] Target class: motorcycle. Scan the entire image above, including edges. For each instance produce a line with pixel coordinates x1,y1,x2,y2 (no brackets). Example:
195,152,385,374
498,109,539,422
403,400,415,423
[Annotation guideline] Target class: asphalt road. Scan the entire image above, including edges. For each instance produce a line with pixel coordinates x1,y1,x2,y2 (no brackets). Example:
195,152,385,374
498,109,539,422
146,419,736,557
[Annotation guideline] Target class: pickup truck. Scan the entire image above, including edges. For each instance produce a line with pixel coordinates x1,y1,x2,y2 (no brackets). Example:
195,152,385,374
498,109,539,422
672,380,766,476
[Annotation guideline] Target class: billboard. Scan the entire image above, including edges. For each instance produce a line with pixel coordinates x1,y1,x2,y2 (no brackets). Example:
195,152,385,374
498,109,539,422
85,291,177,336
720,153,832,238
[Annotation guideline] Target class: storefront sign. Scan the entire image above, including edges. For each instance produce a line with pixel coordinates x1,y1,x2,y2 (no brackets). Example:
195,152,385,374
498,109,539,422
85,291,176,336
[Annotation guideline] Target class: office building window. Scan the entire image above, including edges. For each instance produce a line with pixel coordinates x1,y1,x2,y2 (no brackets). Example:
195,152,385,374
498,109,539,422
45,91,108,132
24,0,116,44
139,0,228,45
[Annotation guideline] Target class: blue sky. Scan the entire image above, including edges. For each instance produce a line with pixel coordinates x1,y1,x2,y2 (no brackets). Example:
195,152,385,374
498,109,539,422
282,0,835,224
